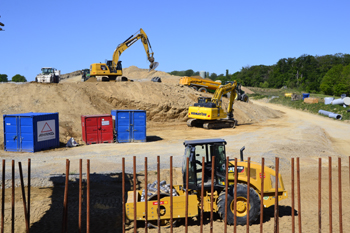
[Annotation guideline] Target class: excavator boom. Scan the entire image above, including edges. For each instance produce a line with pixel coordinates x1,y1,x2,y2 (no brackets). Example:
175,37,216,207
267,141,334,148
111,28,158,72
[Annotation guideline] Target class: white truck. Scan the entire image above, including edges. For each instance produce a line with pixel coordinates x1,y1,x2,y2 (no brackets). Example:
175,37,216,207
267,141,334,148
35,67,60,83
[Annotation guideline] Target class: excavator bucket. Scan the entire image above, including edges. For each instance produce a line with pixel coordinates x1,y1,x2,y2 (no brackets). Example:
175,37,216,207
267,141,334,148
149,62,159,72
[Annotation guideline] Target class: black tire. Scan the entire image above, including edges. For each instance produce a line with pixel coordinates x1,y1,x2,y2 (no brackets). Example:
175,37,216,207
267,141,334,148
217,184,260,225
190,86,198,91
241,94,249,102
198,87,207,93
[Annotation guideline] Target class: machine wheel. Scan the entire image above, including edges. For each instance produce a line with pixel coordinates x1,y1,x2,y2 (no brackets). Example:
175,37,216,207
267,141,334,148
147,193,177,228
198,87,207,93
190,86,198,91
217,184,260,225
241,94,249,102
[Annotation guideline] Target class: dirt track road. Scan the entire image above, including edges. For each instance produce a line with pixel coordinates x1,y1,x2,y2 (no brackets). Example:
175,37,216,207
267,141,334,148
2,100,350,232
1,100,349,180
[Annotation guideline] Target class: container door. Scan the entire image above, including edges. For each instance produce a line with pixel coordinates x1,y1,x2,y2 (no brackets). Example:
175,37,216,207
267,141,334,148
4,116,19,151
85,117,99,144
100,117,113,143
20,117,34,152
117,111,131,143
132,111,146,142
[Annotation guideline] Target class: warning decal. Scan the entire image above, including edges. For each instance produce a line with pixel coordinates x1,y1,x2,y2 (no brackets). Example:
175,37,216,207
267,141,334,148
37,120,56,142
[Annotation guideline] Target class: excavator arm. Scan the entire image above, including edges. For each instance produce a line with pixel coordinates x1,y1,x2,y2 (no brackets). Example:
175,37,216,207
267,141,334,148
111,28,158,72
211,81,238,118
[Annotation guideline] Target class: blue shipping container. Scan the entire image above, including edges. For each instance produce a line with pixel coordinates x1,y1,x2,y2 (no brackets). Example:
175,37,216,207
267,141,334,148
111,110,146,143
3,112,60,152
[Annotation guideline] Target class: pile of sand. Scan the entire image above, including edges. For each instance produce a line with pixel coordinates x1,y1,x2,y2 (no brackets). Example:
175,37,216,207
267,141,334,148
0,66,279,147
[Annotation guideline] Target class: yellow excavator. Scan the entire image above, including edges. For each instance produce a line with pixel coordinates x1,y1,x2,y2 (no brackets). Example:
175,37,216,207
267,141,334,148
90,28,158,81
187,81,238,129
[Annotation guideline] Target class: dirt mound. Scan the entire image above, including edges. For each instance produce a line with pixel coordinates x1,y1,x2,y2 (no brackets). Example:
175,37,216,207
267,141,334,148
0,67,281,148
122,66,181,85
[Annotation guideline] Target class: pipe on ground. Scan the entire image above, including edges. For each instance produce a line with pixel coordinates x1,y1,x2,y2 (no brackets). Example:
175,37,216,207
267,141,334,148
318,110,342,120
332,97,350,106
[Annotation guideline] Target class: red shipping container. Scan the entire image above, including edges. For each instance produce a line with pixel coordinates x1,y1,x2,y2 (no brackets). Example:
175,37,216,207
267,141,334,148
81,114,114,145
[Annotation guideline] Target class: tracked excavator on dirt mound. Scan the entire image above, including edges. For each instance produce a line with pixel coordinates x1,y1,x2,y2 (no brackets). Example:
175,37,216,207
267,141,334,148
89,28,158,82
125,138,288,228
187,81,238,129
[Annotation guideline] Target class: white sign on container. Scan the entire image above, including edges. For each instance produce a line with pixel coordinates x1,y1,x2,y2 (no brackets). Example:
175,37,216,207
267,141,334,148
37,120,56,142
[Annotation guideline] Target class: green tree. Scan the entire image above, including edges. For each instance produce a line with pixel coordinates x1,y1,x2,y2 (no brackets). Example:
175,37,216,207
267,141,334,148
320,64,343,95
0,74,8,82
11,74,27,82
184,69,194,77
209,73,217,80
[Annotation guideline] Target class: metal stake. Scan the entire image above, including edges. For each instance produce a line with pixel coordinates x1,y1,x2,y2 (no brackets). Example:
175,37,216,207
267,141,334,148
260,157,264,233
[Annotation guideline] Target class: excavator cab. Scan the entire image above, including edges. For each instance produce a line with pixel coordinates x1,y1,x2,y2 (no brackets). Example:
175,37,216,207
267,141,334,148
182,138,227,190
106,60,123,72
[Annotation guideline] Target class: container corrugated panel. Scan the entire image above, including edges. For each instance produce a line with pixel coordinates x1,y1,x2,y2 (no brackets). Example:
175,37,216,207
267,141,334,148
111,110,146,143
81,115,113,145
3,112,60,153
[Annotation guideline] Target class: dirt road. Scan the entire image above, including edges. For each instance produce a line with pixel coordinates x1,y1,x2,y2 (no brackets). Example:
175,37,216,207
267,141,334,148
1,100,350,232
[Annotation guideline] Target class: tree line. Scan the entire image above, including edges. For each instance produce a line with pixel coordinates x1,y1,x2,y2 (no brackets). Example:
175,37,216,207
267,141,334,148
170,53,350,96
0,74,27,82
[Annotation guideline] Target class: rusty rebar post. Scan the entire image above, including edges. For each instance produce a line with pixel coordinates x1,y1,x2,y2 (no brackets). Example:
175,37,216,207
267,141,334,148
234,158,238,233
27,158,31,231
169,156,173,233
329,157,332,233
185,157,189,233
1,160,5,233
133,156,137,233
291,158,295,233
145,157,148,233
318,158,321,233
61,159,70,233
200,156,205,233
157,156,160,232
224,157,229,233
11,160,15,233
19,162,29,233
338,157,343,233
260,157,264,233
79,159,82,233
297,157,301,233
247,157,251,232
86,160,90,233
122,158,125,233
210,156,215,233
274,157,279,233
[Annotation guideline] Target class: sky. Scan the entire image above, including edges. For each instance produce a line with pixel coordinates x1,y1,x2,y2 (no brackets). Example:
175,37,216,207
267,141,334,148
0,0,350,81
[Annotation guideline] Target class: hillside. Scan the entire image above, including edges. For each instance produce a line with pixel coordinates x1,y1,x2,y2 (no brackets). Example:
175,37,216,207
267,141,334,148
0,67,282,148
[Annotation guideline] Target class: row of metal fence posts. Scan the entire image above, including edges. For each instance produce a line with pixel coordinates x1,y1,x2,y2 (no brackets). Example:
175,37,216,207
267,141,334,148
0,159,31,233
0,156,346,233
121,156,345,233
0,159,91,233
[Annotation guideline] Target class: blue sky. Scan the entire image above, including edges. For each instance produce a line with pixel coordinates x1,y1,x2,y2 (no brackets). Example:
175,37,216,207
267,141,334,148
0,0,349,81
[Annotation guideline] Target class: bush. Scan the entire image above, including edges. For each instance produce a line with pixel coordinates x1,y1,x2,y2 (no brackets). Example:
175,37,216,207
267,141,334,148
0,74,8,82
11,74,27,82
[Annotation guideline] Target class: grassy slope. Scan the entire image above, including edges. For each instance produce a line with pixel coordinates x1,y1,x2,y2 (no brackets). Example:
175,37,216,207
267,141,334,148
248,87,350,121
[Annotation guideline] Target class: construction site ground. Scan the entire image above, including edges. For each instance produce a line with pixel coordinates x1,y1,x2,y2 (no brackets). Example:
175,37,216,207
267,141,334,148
0,66,349,232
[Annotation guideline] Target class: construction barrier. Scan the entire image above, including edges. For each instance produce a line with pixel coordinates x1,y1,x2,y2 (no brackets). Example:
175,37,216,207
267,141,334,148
0,156,349,232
